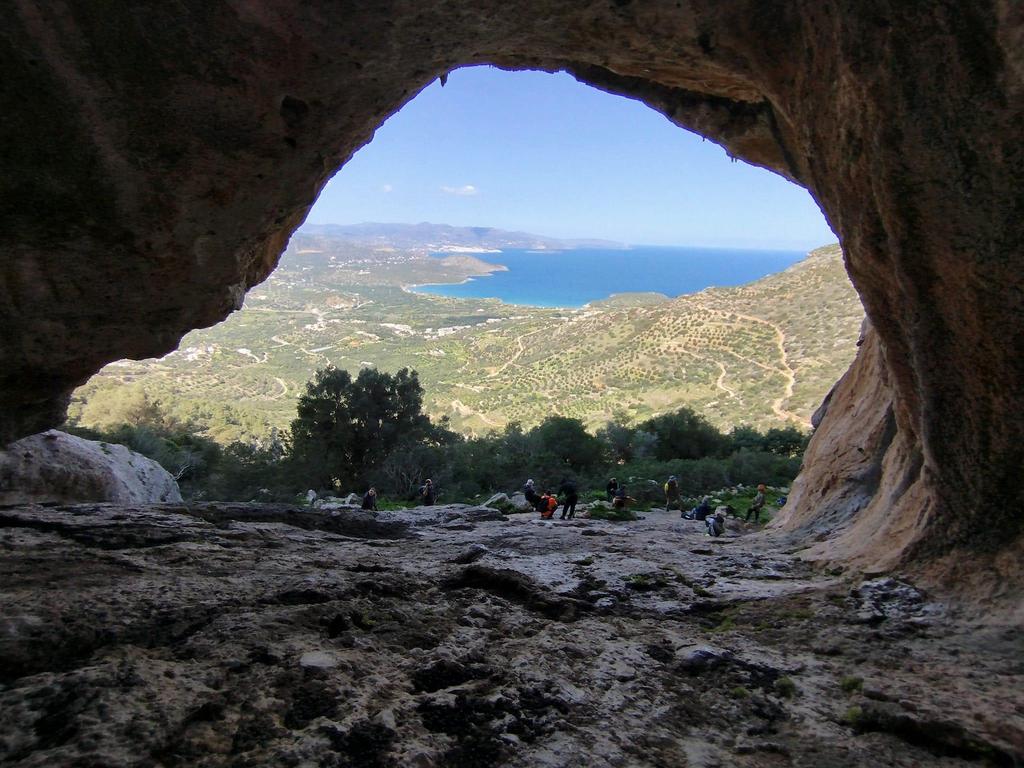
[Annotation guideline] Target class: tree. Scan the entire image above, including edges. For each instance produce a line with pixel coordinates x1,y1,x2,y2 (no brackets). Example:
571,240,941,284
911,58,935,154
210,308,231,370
78,384,174,432
527,416,603,475
762,426,810,457
288,366,434,490
639,407,730,461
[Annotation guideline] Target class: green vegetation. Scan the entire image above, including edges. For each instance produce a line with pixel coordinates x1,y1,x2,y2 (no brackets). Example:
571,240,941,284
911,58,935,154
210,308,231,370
840,676,864,694
68,365,805,504
775,676,797,698
842,705,865,726
289,366,453,491
69,238,862,443
624,573,669,591
64,233,858,502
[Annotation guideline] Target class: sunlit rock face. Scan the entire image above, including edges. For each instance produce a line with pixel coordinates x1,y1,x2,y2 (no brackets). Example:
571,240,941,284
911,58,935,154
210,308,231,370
0,430,182,505
1,2,1021,572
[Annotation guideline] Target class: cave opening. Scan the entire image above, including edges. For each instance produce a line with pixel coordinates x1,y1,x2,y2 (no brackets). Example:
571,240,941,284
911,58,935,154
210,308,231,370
62,65,857,510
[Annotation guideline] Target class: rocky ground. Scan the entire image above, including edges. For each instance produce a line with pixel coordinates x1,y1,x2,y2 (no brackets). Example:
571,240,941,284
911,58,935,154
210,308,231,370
0,502,1020,767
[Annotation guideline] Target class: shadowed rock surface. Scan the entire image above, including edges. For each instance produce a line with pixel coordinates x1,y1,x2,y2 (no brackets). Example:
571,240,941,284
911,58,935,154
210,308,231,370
0,505,1020,766
2,2,1022,576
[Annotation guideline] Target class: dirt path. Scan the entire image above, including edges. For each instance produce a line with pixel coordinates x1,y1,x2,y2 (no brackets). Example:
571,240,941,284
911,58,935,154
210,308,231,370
448,398,500,428
486,326,548,377
728,311,803,425
269,376,288,400
714,361,737,398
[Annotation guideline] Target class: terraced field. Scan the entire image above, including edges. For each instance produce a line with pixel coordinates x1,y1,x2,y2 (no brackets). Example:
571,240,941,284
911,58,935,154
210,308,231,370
71,240,863,442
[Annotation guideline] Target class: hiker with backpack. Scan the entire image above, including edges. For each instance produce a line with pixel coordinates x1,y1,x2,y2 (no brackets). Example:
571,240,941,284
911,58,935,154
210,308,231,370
538,490,558,519
664,475,681,510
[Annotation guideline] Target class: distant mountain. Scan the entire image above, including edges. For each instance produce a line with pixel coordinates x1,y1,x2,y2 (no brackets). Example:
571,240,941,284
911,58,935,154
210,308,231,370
298,222,628,251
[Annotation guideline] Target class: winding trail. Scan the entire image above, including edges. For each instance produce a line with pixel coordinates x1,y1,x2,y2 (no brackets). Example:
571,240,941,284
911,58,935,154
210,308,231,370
714,362,737,399
727,311,802,425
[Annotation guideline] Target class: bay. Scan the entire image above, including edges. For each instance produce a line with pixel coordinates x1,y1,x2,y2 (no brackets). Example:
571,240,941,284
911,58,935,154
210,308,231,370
412,245,807,307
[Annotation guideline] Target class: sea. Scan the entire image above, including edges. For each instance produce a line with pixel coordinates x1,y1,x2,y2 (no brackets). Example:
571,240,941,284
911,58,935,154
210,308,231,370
412,245,807,308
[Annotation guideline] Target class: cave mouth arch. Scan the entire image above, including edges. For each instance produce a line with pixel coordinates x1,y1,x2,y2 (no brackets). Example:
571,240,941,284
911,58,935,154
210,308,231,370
3,2,1022,584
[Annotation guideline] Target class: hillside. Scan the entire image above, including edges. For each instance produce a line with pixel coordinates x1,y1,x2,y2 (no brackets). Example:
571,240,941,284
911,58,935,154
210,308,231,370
70,238,863,442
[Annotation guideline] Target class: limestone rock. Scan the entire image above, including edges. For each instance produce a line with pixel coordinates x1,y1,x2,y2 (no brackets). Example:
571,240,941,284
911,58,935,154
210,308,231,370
483,492,510,509
0,430,181,505
508,492,533,511
0,502,1019,765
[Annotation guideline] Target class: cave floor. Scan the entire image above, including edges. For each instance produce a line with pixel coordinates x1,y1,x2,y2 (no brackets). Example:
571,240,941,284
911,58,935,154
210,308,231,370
0,503,1020,767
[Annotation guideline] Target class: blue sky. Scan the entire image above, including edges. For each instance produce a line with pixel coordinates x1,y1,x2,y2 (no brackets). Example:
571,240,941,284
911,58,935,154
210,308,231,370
306,66,836,249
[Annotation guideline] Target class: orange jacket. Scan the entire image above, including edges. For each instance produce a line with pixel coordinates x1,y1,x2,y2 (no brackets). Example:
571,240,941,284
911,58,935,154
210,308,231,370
540,495,558,517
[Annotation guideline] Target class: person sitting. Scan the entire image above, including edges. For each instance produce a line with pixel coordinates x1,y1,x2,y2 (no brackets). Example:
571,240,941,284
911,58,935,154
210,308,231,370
523,479,539,508
612,485,634,510
685,496,712,521
361,487,378,511
664,475,681,510
539,490,558,519
746,484,767,523
606,477,619,502
419,479,437,506
706,508,726,537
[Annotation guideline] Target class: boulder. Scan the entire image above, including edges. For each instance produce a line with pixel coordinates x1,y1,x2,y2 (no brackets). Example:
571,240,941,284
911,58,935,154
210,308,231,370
483,492,509,508
0,430,181,505
508,493,532,511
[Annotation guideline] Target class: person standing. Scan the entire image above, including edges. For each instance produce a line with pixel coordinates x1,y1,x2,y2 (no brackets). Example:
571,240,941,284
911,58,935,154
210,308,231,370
558,478,579,520
746,484,766,523
664,475,680,510
606,477,619,502
419,479,437,506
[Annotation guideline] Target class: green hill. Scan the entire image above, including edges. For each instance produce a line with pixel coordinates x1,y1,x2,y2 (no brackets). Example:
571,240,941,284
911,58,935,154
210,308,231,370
70,240,863,443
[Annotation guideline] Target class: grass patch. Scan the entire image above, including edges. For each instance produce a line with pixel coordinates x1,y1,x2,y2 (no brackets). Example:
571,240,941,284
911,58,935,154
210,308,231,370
707,614,737,633
840,675,863,694
841,705,864,726
588,506,638,522
624,573,668,591
730,686,751,699
774,676,797,698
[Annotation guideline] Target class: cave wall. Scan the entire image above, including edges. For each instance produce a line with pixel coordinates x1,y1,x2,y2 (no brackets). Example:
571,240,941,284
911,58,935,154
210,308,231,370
2,1,1021,571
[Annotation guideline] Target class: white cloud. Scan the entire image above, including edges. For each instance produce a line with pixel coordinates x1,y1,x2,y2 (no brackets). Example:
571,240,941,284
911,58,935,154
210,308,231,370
380,184,393,193
440,184,479,196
